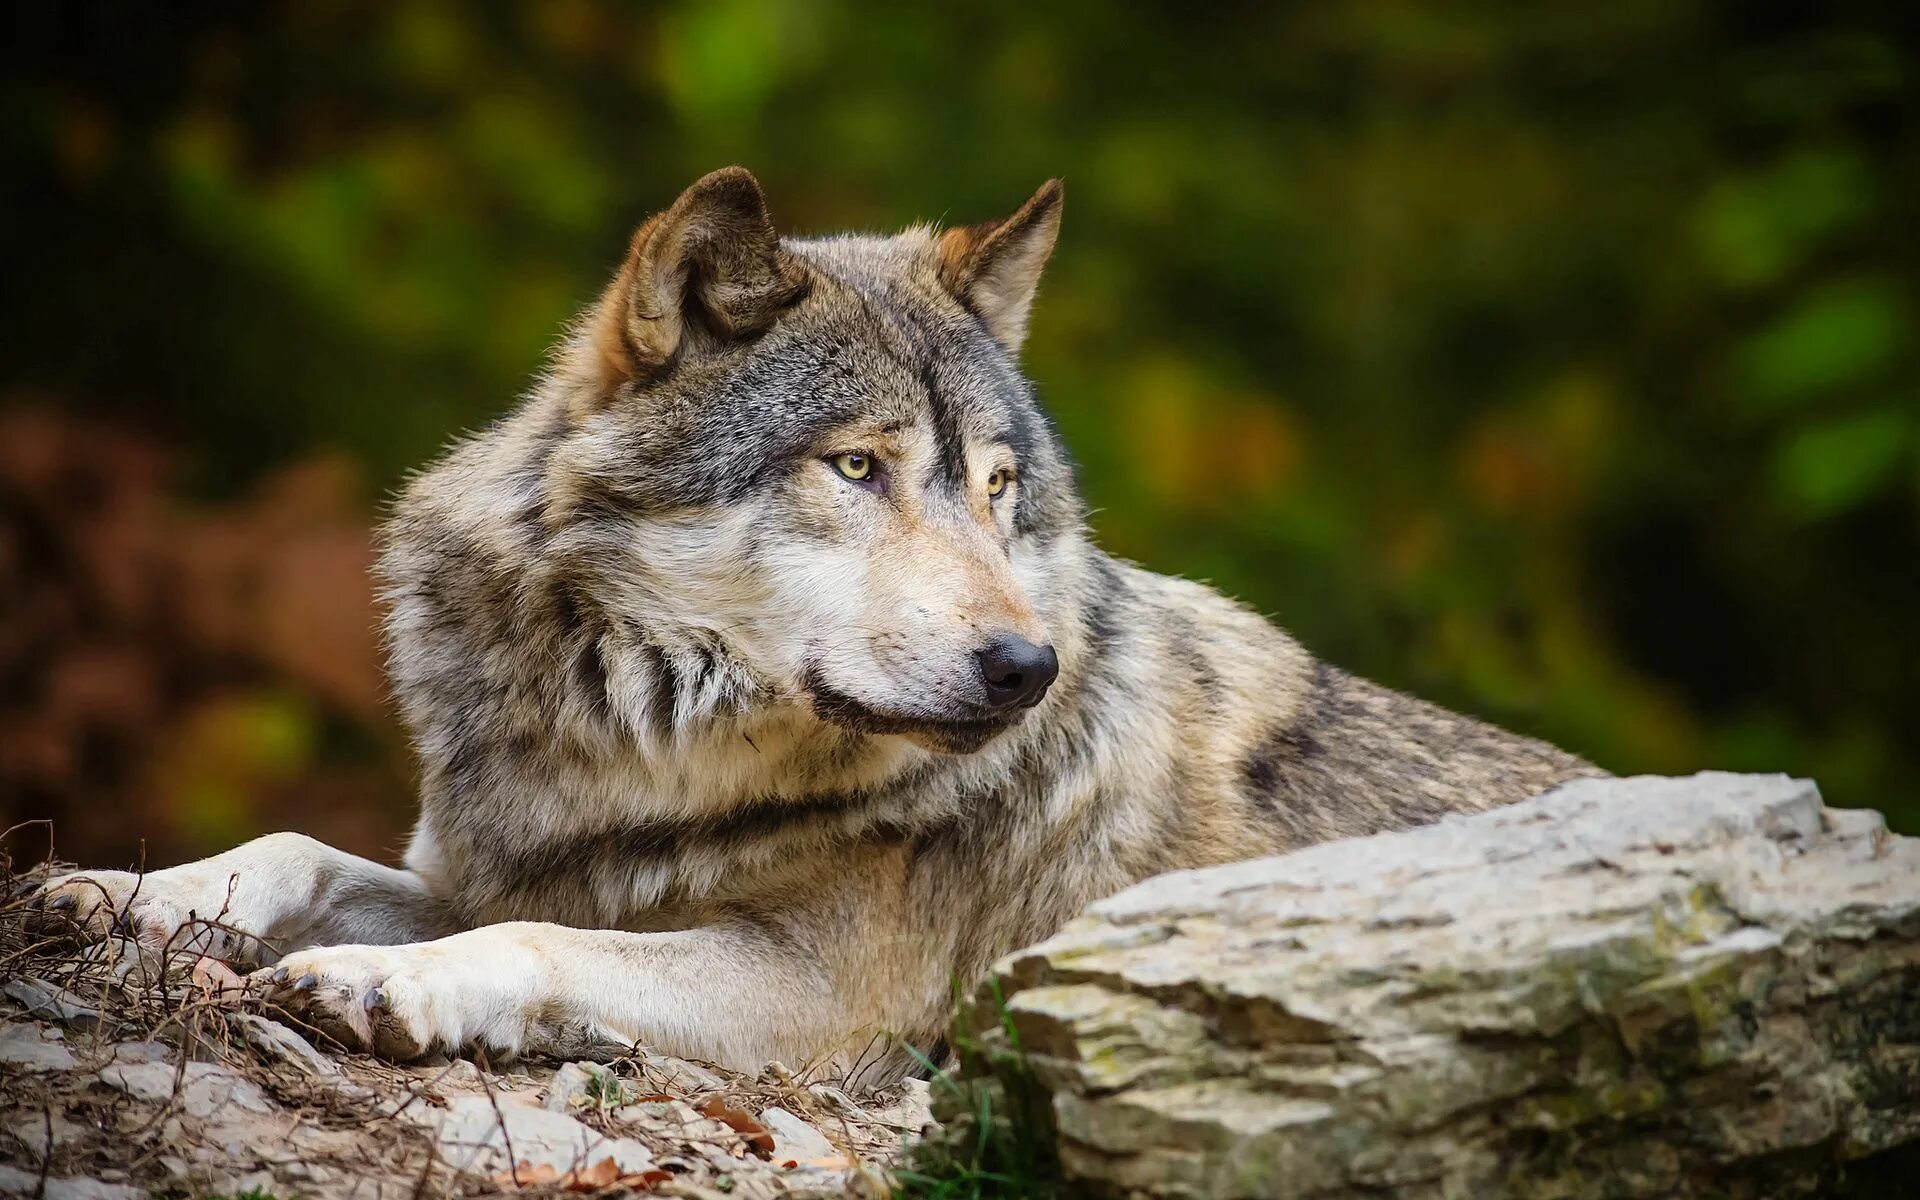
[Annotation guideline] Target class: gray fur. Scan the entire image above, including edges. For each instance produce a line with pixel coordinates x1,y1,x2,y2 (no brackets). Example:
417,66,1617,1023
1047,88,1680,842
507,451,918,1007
41,171,1600,1074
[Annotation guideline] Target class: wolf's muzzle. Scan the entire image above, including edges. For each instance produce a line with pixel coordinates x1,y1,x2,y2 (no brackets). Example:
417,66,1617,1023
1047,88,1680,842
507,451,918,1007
975,635,1059,710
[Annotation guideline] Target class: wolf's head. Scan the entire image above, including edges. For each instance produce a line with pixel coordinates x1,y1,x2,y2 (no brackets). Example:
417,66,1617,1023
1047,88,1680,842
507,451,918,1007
538,168,1084,754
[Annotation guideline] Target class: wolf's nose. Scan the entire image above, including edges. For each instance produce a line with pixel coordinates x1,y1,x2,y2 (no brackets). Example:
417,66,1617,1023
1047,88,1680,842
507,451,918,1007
975,635,1059,710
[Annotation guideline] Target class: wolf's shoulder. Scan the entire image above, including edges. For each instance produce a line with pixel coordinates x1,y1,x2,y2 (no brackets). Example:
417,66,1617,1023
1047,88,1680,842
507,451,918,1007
1064,553,1599,854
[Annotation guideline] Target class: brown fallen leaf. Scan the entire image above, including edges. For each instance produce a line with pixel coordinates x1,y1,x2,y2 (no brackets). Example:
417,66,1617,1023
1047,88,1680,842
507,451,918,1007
695,1096,776,1158
490,1157,671,1192
493,1161,560,1188
190,955,245,996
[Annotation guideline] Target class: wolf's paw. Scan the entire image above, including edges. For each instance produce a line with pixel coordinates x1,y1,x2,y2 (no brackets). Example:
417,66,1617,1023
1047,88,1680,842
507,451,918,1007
27,870,141,942
252,939,528,1062
255,947,438,1059
28,868,259,965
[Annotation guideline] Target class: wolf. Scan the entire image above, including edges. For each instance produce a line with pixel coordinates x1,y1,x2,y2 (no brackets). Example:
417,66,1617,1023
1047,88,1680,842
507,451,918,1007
35,168,1599,1080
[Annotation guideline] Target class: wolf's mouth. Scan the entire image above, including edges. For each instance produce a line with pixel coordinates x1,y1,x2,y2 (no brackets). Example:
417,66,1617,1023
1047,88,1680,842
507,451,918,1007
802,671,1017,754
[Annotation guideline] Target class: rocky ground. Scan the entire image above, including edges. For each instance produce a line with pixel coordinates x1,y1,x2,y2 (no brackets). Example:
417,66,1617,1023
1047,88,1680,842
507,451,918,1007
0,866,931,1200
16,773,1915,1199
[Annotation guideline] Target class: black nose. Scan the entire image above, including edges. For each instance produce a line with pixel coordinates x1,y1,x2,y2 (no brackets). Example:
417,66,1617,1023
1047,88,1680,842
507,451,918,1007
975,635,1059,710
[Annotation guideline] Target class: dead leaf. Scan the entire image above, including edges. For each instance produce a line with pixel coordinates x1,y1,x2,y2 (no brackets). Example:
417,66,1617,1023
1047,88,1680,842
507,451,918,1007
190,955,245,996
696,1096,776,1158
575,1159,625,1188
490,1157,671,1192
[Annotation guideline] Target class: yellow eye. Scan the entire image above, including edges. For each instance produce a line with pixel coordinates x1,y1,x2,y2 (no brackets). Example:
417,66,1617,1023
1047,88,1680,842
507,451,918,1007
832,452,873,481
986,467,1012,497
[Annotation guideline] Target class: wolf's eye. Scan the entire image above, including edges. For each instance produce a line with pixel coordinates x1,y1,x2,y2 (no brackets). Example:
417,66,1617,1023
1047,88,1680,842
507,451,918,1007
831,452,874,482
986,467,1013,497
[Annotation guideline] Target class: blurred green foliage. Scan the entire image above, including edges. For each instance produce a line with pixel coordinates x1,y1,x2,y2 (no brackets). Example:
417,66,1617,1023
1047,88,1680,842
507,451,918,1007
3,1,1916,836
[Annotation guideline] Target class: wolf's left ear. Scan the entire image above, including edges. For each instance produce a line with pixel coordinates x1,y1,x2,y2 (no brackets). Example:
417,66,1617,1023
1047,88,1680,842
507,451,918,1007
937,180,1063,355
580,166,808,400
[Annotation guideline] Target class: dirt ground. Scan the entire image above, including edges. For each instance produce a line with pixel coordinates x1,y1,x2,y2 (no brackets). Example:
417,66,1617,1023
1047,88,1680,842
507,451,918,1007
0,862,931,1199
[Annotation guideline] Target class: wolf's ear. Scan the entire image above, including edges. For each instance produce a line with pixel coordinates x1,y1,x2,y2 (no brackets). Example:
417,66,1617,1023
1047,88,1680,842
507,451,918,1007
937,179,1063,355
581,166,807,398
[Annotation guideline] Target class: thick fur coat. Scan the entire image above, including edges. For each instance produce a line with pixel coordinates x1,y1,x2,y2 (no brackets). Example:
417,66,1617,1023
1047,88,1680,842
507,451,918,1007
38,169,1599,1081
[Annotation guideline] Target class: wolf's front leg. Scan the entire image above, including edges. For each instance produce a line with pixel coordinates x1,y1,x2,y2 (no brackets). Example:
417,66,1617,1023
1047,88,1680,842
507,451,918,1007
32,833,459,964
255,921,870,1070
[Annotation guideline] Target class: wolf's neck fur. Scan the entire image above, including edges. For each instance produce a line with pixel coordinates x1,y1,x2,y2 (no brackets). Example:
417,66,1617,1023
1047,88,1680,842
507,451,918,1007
380,384,1599,949
377,397,1095,919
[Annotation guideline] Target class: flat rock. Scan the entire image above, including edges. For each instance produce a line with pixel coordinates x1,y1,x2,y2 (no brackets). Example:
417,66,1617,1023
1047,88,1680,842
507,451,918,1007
0,1020,75,1070
0,1164,145,1200
5,1111,94,1161
94,1039,171,1064
229,1012,338,1076
544,1059,619,1111
2,979,100,1028
639,1052,728,1093
979,772,1920,1199
95,1061,273,1119
762,1104,838,1163
421,1093,657,1176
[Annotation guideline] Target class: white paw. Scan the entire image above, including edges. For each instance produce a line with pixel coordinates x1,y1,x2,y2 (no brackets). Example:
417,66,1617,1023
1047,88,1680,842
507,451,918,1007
252,938,532,1061
30,869,140,939
31,868,263,965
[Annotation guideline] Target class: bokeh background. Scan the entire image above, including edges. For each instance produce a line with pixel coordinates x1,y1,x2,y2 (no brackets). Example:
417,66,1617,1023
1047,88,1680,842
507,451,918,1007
4,2,1917,870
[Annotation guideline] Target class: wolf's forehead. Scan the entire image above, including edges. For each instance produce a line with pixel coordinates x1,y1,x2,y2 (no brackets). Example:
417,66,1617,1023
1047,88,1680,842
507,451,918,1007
727,242,1032,447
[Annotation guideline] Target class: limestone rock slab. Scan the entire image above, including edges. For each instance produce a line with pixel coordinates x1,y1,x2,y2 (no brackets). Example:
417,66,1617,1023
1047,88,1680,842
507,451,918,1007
981,773,1920,1199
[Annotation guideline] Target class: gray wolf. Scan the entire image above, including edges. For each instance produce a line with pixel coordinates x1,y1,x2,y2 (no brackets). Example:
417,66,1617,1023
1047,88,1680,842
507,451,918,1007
35,168,1599,1080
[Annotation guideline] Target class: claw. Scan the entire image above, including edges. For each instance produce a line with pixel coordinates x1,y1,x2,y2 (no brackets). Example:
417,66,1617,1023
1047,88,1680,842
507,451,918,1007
293,973,318,992
271,966,290,984
47,894,75,913
111,911,135,936
364,988,388,1012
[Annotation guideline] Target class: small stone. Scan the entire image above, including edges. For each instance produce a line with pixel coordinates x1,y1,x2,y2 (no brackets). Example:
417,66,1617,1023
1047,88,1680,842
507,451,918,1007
8,1111,92,1159
0,1164,145,1200
759,1105,837,1163
641,1052,728,1093
862,1078,934,1134
229,1011,338,1076
423,1093,657,1175
100,1040,172,1064
807,1084,866,1115
213,1170,280,1197
0,1020,77,1070
694,1142,764,1173
629,1097,705,1126
544,1060,617,1111
2,979,101,1028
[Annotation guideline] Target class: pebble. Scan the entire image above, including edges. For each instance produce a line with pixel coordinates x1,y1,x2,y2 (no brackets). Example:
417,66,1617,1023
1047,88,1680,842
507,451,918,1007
229,1011,338,1076
0,1021,76,1070
0,1164,145,1200
760,1105,838,1163
2,980,100,1028
422,1093,658,1175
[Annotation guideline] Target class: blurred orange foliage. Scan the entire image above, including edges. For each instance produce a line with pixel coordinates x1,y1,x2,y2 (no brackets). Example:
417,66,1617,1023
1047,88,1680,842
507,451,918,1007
0,406,413,868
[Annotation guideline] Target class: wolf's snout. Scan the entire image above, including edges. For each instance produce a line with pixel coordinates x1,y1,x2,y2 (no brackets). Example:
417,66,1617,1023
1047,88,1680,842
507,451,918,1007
975,635,1059,710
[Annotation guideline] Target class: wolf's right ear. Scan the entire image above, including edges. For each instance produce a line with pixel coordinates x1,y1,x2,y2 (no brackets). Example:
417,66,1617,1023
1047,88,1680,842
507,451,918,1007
937,179,1063,355
576,167,807,402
